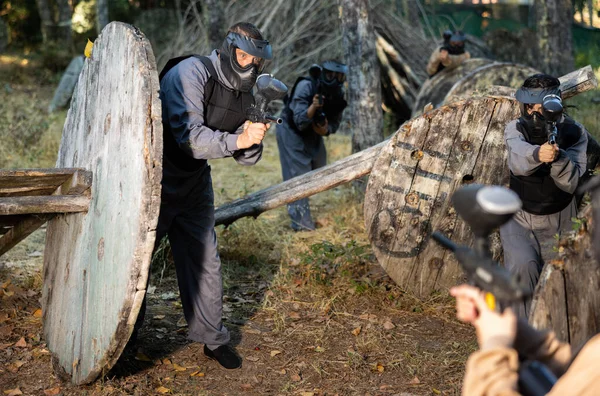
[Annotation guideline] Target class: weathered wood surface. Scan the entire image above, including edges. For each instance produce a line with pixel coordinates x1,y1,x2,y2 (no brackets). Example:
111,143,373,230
0,168,90,197
0,215,53,256
0,195,90,215
365,96,520,298
0,168,92,256
42,22,162,384
443,62,539,105
529,263,569,342
215,141,387,227
412,58,493,117
48,56,85,113
529,204,600,347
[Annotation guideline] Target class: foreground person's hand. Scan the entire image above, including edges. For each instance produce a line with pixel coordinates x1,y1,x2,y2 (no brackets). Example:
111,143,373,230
450,284,517,351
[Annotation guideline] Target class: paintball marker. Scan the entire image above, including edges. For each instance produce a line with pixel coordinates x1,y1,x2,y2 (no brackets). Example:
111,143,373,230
308,64,327,126
433,184,558,396
245,74,288,124
431,184,530,309
542,94,563,146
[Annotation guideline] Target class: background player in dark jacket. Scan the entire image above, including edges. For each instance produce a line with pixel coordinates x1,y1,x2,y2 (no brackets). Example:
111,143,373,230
275,61,347,231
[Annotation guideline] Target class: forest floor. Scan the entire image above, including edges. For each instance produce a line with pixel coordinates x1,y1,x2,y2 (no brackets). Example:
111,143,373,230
1,49,569,396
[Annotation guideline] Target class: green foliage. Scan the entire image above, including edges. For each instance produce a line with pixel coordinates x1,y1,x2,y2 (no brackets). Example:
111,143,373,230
1,0,41,46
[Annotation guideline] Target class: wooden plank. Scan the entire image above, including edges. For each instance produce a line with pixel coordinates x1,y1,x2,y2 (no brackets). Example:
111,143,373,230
42,22,163,385
0,196,91,215
559,65,598,100
0,214,53,256
529,263,569,342
214,141,386,227
0,168,90,197
562,205,600,347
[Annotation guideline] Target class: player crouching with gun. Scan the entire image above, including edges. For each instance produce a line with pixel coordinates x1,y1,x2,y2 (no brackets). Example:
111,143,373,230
433,184,600,395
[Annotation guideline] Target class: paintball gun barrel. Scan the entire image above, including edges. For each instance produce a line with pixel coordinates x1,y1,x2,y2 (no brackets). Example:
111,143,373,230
542,94,563,145
431,184,531,309
245,74,288,124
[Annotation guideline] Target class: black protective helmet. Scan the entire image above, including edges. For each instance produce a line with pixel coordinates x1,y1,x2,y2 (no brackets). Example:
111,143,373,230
515,82,562,133
219,32,273,92
320,60,348,88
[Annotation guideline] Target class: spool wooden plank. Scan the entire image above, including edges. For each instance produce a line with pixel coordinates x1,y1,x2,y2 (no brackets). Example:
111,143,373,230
412,58,493,117
0,168,88,197
443,62,539,105
41,22,162,384
530,204,600,346
365,96,520,298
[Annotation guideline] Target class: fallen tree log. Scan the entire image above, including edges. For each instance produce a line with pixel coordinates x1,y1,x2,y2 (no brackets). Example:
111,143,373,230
214,140,387,227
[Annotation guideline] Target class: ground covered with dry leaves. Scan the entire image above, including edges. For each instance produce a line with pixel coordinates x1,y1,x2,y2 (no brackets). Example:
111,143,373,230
0,52,479,396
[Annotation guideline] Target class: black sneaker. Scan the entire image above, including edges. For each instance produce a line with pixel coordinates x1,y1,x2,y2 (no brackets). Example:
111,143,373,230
203,345,242,369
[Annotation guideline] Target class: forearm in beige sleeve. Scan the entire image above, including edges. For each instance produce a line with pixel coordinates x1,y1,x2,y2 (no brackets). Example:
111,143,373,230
426,49,442,76
513,318,572,377
463,348,521,396
444,51,471,68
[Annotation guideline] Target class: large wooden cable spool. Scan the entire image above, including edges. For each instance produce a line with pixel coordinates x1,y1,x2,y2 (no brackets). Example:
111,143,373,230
365,96,520,298
443,62,539,105
41,22,162,384
412,58,493,117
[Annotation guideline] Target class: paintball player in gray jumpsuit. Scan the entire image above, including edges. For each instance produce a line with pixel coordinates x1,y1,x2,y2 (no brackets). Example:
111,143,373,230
148,22,273,369
500,74,588,318
276,61,348,231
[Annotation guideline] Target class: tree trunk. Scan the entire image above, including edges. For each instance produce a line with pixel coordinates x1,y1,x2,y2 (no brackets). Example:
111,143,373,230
56,0,73,45
97,0,109,35
35,0,73,47
35,0,53,43
534,0,575,76
339,0,384,153
402,0,422,33
204,0,225,50
587,0,594,26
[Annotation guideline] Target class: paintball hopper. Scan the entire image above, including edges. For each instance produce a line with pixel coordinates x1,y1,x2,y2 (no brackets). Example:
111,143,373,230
452,184,521,239
246,74,288,124
309,63,322,80
542,94,563,123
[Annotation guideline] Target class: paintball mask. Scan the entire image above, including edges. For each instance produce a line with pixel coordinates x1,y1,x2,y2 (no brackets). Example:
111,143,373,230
516,85,563,136
320,60,348,89
443,31,466,55
219,32,273,92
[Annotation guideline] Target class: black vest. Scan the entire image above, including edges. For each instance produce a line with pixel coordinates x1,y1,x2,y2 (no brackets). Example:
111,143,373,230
160,56,254,172
509,117,582,215
282,77,347,133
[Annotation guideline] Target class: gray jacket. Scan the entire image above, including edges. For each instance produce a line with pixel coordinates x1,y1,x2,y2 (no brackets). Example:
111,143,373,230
504,118,588,194
159,50,262,165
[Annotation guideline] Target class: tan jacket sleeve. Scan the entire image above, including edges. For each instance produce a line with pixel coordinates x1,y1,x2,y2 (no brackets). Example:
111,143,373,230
548,334,600,396
426,47,471,76
426,46,443,76
463,347,521,396
512,318,572,377
445,51,471,69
